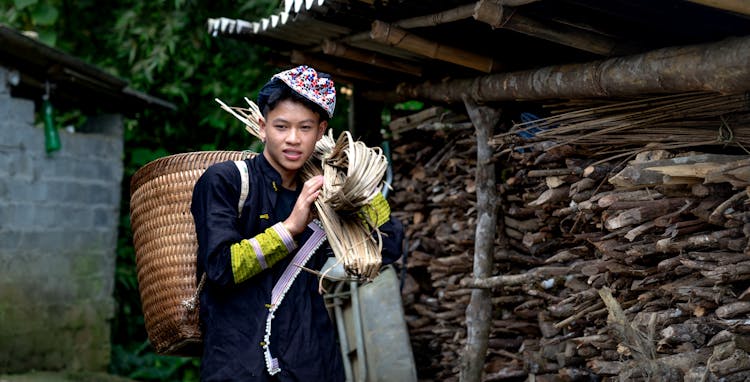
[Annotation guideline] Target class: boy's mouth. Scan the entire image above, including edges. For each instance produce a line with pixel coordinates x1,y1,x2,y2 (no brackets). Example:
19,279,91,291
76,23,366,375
283,149,303,161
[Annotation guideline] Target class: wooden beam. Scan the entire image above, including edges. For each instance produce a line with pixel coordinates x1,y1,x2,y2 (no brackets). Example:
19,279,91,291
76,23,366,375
289,50,385,84
319,1,539,78
358,88,406,103
319,3,479,77
321,40,423,77
685,0,750,17
392,0,543,29
473,0,632,56
500,0,542,5
346,0,540,38
398,35,750,102
370,20,500,73
393,3,476,29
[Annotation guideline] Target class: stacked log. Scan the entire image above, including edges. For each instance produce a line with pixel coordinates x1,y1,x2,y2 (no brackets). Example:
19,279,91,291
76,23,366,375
388,112,481,380
389,102,750,381
501,146,750,382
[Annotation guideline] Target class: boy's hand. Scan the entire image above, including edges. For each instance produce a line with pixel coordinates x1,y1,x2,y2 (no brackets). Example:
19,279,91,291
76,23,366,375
283,175,323,236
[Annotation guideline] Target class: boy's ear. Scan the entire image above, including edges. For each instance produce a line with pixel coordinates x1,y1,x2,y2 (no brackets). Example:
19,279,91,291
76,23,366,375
258,116,267,141
317,120,328,140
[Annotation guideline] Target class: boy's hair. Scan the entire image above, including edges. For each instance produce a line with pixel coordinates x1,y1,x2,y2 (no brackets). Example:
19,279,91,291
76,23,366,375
262,83,330,122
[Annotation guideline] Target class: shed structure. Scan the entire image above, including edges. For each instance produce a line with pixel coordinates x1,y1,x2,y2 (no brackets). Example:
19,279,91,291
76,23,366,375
209,2,750,381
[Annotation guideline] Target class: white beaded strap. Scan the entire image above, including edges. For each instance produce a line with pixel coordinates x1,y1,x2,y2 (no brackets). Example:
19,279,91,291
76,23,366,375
263,220,327,375
234,160,250,217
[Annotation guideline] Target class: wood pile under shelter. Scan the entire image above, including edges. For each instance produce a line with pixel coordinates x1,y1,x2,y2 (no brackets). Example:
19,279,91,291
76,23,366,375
389,90,750,381
207,1,750,380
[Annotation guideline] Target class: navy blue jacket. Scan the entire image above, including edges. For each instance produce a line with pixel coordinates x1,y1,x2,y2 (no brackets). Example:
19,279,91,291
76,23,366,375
191,153,403,381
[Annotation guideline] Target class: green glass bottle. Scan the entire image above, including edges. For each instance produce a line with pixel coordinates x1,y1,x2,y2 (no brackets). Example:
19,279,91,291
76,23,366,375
43,98,61,153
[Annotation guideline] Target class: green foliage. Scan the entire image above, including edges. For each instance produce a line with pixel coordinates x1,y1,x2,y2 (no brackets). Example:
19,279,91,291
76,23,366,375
394,99,424,111
3,0,278,380
1,0,59,45
30,2,57,26
111,342,199,382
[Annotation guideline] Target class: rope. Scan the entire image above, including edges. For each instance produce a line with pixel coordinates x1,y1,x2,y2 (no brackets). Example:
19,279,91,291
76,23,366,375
718,115,750,155
182,273,206,311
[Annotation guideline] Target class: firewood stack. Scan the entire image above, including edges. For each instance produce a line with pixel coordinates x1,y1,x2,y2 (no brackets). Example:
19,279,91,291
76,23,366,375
388,94,750,381
388,109,481,380
496,145,750,382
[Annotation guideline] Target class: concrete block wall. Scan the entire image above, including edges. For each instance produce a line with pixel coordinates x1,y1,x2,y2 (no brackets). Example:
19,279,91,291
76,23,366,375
0,67,123,373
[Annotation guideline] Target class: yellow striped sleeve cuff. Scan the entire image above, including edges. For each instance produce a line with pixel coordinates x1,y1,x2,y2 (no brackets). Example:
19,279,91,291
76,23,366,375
230,223,297,283
360,192,391,228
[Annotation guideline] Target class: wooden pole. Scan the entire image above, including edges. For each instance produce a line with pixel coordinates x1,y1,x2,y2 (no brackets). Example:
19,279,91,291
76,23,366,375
461,266,571,288
379,1,541,30
397,35,750,102
321,40,423,77
686,0,750,16
394,3,476,29
290,50,384,84
370,20,501,73
460,97,501,382
500,0,542,5
473,0,633,56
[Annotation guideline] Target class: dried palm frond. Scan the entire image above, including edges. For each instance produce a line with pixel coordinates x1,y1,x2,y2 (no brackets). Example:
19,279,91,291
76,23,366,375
322,132,387,212
492,92,750,157
305,131,388,280
217,98,388,281
215,97,264,139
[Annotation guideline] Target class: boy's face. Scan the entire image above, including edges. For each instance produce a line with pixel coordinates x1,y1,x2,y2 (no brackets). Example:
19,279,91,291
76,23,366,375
259,99,327,184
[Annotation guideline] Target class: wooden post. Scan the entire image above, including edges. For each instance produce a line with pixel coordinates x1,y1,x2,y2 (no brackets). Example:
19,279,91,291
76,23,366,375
397,35,750,102
350,85,385,148
460,97,501,382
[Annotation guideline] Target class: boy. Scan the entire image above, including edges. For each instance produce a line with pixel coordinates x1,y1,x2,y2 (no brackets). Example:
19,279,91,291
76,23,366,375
191,65,403,381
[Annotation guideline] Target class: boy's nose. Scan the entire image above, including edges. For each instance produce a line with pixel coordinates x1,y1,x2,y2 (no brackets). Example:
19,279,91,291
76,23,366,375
287,128,301,143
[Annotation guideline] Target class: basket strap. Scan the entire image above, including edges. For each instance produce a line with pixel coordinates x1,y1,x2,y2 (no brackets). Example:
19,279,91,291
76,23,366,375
234,160,250,217
185,160,251,313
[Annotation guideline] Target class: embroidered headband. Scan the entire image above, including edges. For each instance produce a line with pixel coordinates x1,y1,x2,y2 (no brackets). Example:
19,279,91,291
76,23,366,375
257,65,336,118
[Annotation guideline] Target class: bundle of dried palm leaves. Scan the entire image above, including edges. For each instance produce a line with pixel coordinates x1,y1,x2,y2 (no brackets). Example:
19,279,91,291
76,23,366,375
216,98,388,280
492,92,750,157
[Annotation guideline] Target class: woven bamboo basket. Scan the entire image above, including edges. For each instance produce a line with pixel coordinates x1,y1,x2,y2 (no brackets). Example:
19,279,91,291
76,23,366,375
129,150,254,355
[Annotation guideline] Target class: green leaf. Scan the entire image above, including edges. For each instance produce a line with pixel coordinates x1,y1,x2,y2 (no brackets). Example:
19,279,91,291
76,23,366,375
13,0,37,10
31,2,58,25
394,100,424,111
37,29,56,46
130,147,169,168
